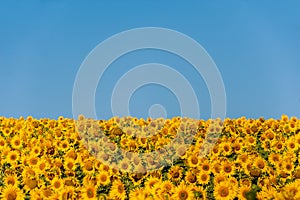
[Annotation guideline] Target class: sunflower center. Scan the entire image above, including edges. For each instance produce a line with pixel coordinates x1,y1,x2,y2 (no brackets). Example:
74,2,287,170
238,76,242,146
286,164,292,171
118,185,124,193
179,191,188,200
191,157,198,165
7,192,17,200
100,175,107,182
87,188,94,198
203,165,209,171
201,174,208,181
173,172,180,178
224,165,232,173
219,187,229,197
10,155,17,161
7,179,16,185
257,161,265,169
54,181,61,188
188,175,196,183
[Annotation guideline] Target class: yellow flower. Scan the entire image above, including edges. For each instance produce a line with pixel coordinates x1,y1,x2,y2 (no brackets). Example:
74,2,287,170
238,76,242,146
4,174,18,187
237,185,251,200
110,180,126,200
27,155,39,167
185,170,197,185
187,153,199,168
6,150,19,165
254,157,268,173
191,186,206,200
197,171,210,185
97,171,110,186
60,186,76,200
221,142,232,156
10,136,22,149
81,184,97,199
213,182,235,200
172,181,193,200
0,185,24,200
168,165,182,182
222,161,235,176
64,157,76,171
144,176,160,190
51,177,63,191
268,153,281,167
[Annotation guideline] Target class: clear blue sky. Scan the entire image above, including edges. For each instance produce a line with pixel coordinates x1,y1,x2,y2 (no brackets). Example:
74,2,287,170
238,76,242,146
1,1,299,120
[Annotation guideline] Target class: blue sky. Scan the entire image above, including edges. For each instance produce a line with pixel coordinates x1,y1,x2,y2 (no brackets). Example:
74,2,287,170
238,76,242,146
0,1,300,120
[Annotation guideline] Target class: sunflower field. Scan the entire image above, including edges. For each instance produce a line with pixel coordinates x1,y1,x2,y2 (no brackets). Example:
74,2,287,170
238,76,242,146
0,115,300,200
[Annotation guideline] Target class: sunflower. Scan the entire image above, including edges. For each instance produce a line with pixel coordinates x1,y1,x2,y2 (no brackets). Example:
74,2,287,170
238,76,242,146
213,182,235,200
269,153,281,166
4,174,19,187
191,186,206,200
144,176,160,190
3,127,12,137
221,142,232,156
197,171,210,185
168,165,183,182
110,180,126,200
129,187,145,200
199,159,212,174
185,170,197,185
118,158,132,172
51,177,63,191
27,155,39,167
98,193,108,200
10,136,22,149
31,146,42,157
60,139,70,151
172,181,193,200
60,186,76,200
0,137,7,149
254,157,268,173
23,177,39,190
214,173,227,185
281,160,294,175
6,150,19,165
0,185,24,200
222,161,235,176
187,154,199,168
64,157,76,171
81,184,97,199
161,180,174,193
97,171,110,186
